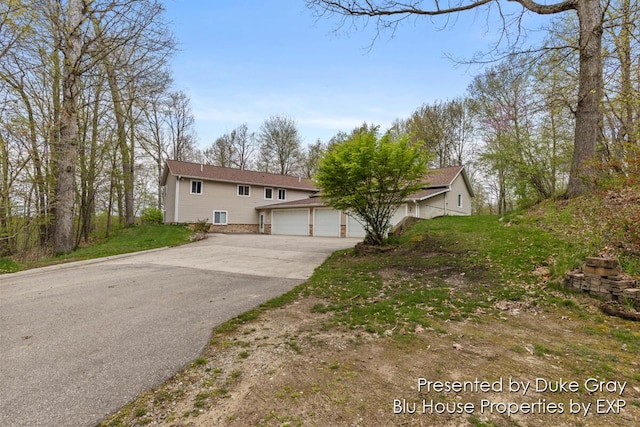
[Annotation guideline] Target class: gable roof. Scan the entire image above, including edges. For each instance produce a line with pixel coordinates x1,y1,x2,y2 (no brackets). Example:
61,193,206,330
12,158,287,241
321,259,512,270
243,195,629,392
409,165,475,200
425,166,465,187
162,160,317,191
257,165,474,210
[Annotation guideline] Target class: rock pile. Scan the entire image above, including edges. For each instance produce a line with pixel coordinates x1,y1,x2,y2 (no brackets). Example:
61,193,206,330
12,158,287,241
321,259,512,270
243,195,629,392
565,257,639,307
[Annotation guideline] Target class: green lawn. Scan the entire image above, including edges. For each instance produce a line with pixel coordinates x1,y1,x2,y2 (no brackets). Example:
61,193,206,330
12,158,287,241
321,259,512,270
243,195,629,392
0,224,193,274
299,214,584,335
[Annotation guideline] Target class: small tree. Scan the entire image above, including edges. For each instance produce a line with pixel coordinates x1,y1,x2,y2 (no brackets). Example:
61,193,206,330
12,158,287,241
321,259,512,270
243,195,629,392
315,125,429,245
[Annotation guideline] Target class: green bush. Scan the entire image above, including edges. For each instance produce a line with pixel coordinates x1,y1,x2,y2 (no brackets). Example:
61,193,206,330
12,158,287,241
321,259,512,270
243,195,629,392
141,207,163,224
193,219,211,234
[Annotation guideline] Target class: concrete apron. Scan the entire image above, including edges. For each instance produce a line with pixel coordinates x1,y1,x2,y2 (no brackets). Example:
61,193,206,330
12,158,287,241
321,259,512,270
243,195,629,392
120,233,359,280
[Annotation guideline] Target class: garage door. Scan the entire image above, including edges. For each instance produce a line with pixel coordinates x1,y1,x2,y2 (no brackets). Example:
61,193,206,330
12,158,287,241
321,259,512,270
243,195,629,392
313,208,340,237
272,209,309,236
346,214,366,238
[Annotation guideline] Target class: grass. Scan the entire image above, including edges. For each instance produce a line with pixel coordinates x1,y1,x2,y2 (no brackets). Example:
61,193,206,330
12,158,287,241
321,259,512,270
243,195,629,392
0,224,192,273
0,257,21,274
298,215,582,336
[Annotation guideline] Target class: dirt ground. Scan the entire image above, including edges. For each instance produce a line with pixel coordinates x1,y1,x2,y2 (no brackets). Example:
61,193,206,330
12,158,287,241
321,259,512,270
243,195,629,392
108,291,640,427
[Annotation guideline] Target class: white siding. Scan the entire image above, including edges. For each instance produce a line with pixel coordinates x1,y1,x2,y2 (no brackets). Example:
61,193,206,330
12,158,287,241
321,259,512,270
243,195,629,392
163,175,177,223
418,194,447,219
448,173,473,215
390,204,407,227
173,179,315,224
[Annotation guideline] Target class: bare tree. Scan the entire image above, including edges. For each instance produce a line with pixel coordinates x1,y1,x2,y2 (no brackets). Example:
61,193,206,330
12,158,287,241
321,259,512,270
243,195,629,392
203,124,254,169
139,92,171,209
300,139,326,178
307,0,605,198
232,123,256,170
166,90,197,161
204,134,235,167
258,115,302,175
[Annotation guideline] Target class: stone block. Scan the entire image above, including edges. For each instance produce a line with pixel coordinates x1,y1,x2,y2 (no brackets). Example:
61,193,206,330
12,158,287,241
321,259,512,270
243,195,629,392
584,265,619,277
585,257,619,269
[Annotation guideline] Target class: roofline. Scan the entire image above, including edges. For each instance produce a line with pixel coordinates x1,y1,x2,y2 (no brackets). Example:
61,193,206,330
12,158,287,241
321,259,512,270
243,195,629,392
458,166,475,198
256,201,326,210
409,188,450,202
162,160,317,191
160,163,170,187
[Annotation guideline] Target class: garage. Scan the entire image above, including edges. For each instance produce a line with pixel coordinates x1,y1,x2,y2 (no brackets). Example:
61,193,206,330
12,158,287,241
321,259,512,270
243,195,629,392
313,208,341,237
271,209,309,236
346,214,367,238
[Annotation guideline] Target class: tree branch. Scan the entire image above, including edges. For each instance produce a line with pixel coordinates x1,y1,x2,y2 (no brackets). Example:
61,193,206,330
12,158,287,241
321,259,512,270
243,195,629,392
506,0,577,14
309,0,495,17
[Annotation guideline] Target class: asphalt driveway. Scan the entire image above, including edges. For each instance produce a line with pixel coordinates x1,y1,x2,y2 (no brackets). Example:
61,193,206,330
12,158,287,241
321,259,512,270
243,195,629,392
0,234,358,427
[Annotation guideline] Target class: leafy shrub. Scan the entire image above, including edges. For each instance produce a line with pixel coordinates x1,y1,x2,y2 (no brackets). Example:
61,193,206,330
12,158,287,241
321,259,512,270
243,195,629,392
193,219,211,234
141,207,163,224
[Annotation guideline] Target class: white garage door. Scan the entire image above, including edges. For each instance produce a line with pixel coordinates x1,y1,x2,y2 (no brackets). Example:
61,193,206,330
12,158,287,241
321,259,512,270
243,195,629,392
346,214,367,238
272,209,309,236
313,208,340,237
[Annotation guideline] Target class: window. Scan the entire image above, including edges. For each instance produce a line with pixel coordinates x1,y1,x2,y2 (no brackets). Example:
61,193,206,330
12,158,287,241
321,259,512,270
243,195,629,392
457,194,462,208
277,189,286,200
213,210,228,225
237,185,250,197
264,188,273,200
190,180,202,195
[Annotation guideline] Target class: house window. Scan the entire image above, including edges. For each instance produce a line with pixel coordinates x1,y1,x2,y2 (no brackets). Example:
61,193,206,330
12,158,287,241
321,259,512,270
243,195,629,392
237,185,250,197
457,194,462,208
277,189,286,200
213,210,228,225
264,188,273,200
190,180,202,195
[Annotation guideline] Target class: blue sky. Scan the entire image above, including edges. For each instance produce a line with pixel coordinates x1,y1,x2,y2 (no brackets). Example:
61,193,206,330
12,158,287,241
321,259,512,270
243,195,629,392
162,0,551,148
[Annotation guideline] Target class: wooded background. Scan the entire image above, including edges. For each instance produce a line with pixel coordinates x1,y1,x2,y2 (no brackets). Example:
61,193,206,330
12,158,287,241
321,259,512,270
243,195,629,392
1,0,638,258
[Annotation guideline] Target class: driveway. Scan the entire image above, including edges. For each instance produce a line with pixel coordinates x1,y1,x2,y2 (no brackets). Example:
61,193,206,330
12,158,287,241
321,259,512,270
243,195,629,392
0,234,358,427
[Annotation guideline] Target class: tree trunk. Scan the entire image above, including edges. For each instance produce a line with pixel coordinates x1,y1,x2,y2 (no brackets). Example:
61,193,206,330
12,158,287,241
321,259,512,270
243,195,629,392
566,0,603,197
53,0,83,255
0,133,11,256
617,0,635,146
77,82,100,244
47,44,62,248
103,61,135,226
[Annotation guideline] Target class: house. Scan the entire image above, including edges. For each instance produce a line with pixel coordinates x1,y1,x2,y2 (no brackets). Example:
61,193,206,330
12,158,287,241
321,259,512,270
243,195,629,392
161,160,474,237
407,164,475,219
161,160,317,233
